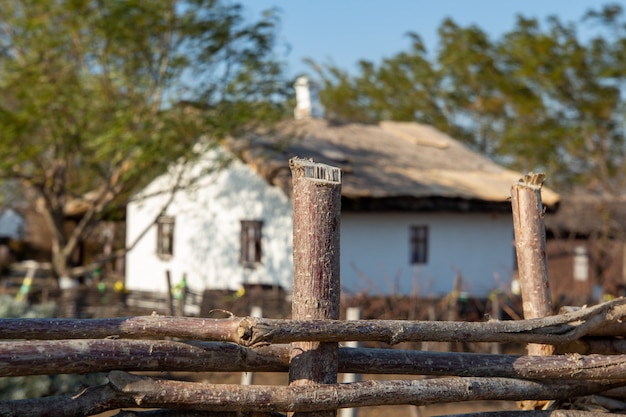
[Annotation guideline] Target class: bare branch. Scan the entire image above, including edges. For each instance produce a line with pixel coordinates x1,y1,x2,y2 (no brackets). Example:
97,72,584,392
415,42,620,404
3,371,621,416
2,298,626,345
9,340,626,382
441,412,613,417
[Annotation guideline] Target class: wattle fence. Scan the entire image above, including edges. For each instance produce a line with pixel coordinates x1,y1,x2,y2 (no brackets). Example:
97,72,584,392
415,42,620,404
2,160,626,416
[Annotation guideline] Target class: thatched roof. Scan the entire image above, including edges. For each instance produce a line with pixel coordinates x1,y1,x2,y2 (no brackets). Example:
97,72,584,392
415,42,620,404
235,118,559,212
544,193,626,238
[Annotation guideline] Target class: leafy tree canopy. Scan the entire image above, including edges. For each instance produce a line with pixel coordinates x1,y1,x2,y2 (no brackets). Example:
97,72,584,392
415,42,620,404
313,3,626,194
0,0,289,280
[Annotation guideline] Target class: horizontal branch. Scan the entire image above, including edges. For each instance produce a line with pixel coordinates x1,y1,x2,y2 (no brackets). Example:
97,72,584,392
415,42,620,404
442,412,613,417
113,411,282,417
0,384,127,417
0,372,623,416
0,340,288,376
8,340,626,382
240,299,626,346
2,298,626,345
0,315,241,341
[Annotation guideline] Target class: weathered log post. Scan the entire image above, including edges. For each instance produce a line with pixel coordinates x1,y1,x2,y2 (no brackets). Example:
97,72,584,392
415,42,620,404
511,172,554,411
511,173,553,354
289,158,342,417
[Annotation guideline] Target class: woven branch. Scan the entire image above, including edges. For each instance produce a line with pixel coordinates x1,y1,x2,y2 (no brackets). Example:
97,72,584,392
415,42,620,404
442,412,611,417
1,298,625,345
0,372,622,416
113,411,282,417
8,340,626,381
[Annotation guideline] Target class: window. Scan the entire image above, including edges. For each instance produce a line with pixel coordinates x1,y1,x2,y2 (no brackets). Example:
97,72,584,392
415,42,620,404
157,216,175,258
410,225,428,265
241,220,263,267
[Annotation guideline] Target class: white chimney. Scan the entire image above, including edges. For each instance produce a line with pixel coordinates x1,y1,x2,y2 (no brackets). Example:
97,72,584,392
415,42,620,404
294,76,324,120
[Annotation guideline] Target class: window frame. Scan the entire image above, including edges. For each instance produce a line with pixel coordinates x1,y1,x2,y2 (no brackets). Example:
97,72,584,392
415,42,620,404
240,220,263,268
156,216,175,259
410,225,429,265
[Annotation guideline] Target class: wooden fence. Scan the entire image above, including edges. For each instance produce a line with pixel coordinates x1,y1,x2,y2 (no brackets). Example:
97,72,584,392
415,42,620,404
2,160,626,416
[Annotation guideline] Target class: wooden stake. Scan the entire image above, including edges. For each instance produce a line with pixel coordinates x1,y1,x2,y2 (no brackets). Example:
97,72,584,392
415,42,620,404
165,270,174,316
511,172,554,411
511,172,553,355
289,157,341,417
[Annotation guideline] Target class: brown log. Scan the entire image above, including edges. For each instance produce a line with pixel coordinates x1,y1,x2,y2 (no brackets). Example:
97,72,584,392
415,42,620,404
0,315,241,341
3,370,625,416
106,371,623,411
113,411,282,417
442,412,613,417
0,383,127,417
339,348,626,380
511,173,555,410
238,299,626,346
10,340,626,381
511,173,554,410
0,340,288,376
289,158,342,417
2,371,623,416
1,298,626,345
511,172,554,356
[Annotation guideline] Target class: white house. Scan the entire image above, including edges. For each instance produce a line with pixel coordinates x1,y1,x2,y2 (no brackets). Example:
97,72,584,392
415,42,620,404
125,149,294,294
125,115,559,297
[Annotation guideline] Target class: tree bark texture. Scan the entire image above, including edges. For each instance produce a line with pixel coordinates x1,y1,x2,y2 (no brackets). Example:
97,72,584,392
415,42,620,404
511,172,554,357
289,158,341,417
0,371,623,416
443,412,614,417
0,297,625,345
10,339,626,381
511,173,555,410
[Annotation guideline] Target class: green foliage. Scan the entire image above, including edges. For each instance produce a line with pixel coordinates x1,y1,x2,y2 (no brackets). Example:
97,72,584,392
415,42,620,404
0,1,289,279
313,3,626,193
0,295,107,400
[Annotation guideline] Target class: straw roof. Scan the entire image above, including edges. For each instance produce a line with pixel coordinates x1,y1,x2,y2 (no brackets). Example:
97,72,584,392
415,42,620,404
235,118,559,212
544,193,626,238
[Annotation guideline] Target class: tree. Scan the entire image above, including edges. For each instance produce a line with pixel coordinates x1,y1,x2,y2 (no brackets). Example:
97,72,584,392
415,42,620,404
0,0,288,283
496,10,626,191
312,34,448,128
312,3,626,193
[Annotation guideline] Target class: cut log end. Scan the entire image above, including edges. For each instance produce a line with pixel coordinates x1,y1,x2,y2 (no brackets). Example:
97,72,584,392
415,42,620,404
517,172,546,189
290,157,342,184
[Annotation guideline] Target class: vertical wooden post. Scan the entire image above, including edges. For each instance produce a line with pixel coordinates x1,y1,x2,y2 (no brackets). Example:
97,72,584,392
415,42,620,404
511,173,553,355
165,270,174,316
511,172,554,410
289,158,341,417
490,291,502,355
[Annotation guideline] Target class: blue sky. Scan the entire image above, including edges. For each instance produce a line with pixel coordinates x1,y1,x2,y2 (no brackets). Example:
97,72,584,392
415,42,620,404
239,0,621,78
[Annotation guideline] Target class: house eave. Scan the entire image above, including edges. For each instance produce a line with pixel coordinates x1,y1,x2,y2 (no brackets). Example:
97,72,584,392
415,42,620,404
341,196,514,213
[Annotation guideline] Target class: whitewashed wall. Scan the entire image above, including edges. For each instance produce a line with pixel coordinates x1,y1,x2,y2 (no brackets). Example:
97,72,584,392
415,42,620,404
340,212,515,296
126,151,515,297
125,151,293,294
